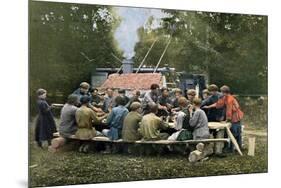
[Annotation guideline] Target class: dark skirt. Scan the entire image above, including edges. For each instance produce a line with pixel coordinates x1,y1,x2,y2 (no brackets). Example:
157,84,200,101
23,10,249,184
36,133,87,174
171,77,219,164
35,114,57,142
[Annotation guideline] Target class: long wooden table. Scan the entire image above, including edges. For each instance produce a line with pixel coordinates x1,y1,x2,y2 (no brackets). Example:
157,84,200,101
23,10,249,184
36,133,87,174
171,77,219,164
168,121,243,156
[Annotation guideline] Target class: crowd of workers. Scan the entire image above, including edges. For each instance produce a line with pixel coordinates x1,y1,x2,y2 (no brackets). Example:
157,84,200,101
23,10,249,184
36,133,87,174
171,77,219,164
34,81,244,154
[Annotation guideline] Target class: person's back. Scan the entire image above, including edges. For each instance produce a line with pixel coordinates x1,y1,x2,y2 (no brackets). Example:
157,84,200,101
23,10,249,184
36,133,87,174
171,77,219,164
189,98,210,140
140,104,169,140
190,109,209,139
122,111,142,141
215,90,243,123
76,106,94,128
103,96,129,140
59,103,78,138
140,113,162,140
107,105,128,129
75,96,100,140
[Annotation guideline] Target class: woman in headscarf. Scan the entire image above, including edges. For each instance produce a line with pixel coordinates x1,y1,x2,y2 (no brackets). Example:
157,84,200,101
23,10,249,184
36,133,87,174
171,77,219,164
35,88,57,148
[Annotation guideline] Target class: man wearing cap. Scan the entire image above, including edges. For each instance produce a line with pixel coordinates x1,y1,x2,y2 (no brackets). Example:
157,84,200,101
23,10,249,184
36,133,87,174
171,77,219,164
203,85,244,151
201,84,224,122
142,84,160,115
171,88,183,109
90,88,101,106
72,82,91,104
73,82,104,114
122,102,143,141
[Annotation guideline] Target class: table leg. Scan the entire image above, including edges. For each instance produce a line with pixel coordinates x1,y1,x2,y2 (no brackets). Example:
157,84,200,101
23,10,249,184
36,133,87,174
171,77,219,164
226,127,243,156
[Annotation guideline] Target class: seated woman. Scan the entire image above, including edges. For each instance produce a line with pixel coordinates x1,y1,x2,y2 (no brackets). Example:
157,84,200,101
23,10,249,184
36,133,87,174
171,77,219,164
75,95,107,152
168,97,193,141
189,97,210,140
102,96,129,140
75,96,107,139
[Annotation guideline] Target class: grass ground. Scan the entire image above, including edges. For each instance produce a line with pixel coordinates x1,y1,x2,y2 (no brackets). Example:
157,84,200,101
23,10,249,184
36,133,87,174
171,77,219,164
29,97,268,187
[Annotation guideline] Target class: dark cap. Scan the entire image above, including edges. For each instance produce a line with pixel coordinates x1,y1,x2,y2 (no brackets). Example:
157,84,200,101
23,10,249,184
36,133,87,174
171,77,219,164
80,95,90,104
118,89,126,94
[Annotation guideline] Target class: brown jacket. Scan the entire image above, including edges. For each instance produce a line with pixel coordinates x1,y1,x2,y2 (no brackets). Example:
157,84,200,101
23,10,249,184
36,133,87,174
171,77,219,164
122,111,142,141
75,106,99,140
139,113,169,140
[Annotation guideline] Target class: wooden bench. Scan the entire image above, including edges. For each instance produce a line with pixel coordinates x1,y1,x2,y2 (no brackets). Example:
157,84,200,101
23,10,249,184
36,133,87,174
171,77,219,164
53,132,229,145
52,132,230,158
51,122,243,158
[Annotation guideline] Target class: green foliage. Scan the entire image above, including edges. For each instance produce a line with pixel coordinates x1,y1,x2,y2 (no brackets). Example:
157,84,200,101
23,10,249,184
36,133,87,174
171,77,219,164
29,1,121,113
134,11,267,94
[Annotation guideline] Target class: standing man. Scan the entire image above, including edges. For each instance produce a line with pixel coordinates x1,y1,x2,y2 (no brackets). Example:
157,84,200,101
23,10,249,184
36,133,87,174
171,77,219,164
201,84,224,122
103,88,115,113
142,84,160,115
203,85,244,151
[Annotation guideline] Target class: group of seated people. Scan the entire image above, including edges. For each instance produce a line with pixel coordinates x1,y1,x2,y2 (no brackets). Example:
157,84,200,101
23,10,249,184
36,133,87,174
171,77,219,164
50,81,244,153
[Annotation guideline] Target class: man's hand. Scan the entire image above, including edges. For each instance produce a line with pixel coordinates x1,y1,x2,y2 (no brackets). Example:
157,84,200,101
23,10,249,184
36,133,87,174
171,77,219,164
159,105,167,110
226,119,231,123
188,105,194,113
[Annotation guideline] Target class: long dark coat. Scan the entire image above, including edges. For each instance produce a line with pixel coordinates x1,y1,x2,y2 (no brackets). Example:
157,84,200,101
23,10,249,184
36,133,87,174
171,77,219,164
35,99,57,142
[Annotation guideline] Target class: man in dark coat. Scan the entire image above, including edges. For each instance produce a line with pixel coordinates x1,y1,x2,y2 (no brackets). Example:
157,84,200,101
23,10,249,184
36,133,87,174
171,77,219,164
35,88,57,148
201,84,224,122
157,87,172,117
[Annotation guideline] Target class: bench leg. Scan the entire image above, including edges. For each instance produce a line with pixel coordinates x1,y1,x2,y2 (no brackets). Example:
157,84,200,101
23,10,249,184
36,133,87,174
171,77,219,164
215,129,225,154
